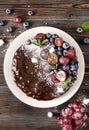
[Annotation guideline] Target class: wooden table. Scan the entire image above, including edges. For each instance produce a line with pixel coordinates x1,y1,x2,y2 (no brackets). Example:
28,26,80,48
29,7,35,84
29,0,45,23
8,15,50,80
0,0,89,130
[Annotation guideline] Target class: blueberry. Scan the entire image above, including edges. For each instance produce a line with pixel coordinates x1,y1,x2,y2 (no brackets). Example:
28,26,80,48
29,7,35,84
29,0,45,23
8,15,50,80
25,39,31,45
57,50,62,56
57,46,63,51
6,27,13,33
67,70,72,75
0,20,5,26
62,42,70,49
63,65,69,71
46,33,52,39
49,37,54,43
27,11,34,16
51,34,58,39
23,21,29,28
72,71,77,76
69,60,75,65
72,75,77,80
83,37,89,44
69,82,74,87
63,50,67,56
70,65,76,71
6,8,12,15
76,27,83,33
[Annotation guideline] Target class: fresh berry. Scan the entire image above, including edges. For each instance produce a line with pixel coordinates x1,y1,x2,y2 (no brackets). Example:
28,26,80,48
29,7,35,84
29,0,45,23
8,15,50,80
67,70,72,75
59,117,73,126
59,56,70,65
69,82,74,87
63,65,69,71
36,33,46,40
49,37,54,43
51,34,58,39
80,105,86,112
0,20,5,26
23,21,29,28
46,33,52,39
73,111,83,119
56,70,66,82
83,37,89,44
61,107,73,117
27,10,34,16
76,27,83,33
74,119,84,128
40,48,49,60
63,50,67,56
54,37,63,47
62,124,73,130
70,65,76,71
57,46,63,51
62,42,70,49
51,73,58,83
83,112,89,121
48,53,58,65
16,16,22,23
56,47,63,56
72,102,82,110
67,48,76,58
68,102,73,108
6,8,12,15
6,27,13,33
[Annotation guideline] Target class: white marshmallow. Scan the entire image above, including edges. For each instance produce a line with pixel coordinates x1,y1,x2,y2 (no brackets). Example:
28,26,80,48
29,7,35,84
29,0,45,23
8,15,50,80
31,57,38,63
49,47,55,53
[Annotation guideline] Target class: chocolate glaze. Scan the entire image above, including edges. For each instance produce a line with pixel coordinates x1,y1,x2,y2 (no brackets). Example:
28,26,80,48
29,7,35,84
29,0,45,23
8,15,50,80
12,45,60,100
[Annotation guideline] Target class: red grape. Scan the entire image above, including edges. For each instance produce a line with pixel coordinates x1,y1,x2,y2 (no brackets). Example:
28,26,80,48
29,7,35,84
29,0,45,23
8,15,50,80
73,111,83,120
56,70,66,82
59,117,73,126
67,48,76,59
40,49,49,60
51,74,58,83
36,33,46,40
62,124,73,130
83,112,89,121
16,16,22,23
59,56,70,65
54,37,63,47
48,53,58,65
74,119,84,128
61,107,73,117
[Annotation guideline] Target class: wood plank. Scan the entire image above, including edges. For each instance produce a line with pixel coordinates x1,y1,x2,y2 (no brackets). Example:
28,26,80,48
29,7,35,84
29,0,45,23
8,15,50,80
0,0,89,5
0,7,89,20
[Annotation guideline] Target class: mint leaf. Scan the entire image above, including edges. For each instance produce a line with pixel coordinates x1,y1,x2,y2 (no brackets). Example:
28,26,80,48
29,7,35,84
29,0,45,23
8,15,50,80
41,39,48,45
63,77,72,88
82,20,89,31
35,39,41,46
51,64,58,70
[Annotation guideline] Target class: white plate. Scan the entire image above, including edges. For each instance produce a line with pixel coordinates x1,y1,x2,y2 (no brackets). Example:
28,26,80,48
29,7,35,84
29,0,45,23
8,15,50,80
4,26,85,108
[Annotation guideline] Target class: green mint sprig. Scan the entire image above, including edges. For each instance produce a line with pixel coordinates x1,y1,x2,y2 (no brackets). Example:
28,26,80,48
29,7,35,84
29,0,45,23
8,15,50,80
35,39,48,46
63,76,72,88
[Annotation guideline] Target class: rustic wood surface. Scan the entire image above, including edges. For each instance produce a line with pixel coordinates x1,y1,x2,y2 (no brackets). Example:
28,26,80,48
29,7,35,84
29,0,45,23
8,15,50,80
0,0,89,130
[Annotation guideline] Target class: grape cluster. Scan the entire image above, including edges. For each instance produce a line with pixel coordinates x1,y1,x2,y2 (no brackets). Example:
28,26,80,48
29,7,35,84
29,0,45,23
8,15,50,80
59,102,89,129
